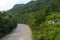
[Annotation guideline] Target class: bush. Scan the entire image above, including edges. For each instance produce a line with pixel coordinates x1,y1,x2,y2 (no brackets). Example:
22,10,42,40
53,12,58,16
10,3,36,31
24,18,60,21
0,12,17,38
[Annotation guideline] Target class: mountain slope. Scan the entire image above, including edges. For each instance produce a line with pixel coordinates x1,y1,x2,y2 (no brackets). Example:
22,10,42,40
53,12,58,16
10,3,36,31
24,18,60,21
7,0,60,40
8,0,54,14
7,4,24,13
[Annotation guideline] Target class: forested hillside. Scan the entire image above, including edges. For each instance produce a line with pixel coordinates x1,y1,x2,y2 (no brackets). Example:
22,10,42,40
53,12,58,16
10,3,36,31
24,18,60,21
8,0,54,14
0,0,60,40
7,4,24,13
9,0,60,40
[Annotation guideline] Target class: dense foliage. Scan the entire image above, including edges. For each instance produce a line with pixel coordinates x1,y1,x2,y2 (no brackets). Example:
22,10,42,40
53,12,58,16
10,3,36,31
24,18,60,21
0,12,17,38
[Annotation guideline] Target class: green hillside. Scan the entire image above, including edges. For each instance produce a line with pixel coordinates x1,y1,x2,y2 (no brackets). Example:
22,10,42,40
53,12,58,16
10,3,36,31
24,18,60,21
0,0,60,40
8,0,54,14
10,0,60,40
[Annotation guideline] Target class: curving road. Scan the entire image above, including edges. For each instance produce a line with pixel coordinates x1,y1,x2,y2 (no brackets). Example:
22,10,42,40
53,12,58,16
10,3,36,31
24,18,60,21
0,24,32,40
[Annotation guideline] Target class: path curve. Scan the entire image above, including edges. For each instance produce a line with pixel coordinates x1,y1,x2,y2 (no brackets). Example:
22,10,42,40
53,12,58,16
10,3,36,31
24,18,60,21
0,24,32,40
